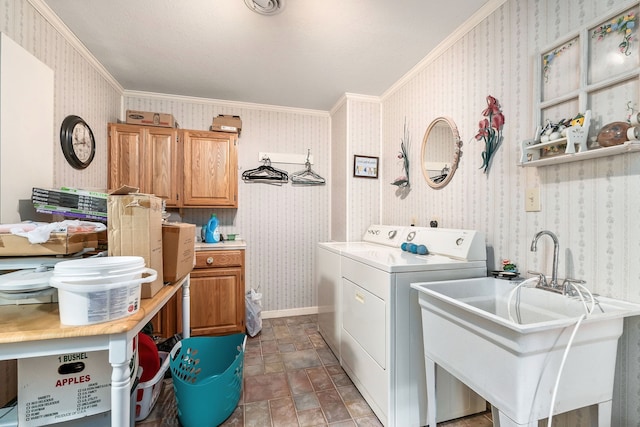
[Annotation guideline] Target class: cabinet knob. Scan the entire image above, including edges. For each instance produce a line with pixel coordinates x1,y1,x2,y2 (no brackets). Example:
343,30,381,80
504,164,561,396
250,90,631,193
206,256,214,265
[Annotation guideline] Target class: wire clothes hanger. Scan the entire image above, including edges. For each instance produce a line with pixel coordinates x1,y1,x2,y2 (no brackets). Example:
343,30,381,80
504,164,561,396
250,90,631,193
241,156,289,185
291,149,326,185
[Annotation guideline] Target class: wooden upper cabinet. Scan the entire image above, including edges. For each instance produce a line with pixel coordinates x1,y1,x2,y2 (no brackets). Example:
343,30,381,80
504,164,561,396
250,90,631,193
108,124,143,191
182,130,238,208
145,127,179,206
108,123,179,206
108,124,237,208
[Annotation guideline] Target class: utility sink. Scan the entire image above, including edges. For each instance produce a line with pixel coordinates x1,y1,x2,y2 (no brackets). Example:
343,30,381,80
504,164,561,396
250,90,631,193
410,277,640,427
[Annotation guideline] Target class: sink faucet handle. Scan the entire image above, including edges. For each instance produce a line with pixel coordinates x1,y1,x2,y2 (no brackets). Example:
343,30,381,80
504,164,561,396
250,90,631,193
527,270,547,287
561,278,587,296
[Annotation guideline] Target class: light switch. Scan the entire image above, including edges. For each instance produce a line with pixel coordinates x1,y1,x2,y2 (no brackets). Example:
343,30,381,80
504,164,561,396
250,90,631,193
525,188,541,212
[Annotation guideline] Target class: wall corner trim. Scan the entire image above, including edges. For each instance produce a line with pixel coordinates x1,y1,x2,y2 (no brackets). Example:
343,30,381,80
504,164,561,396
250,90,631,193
381,0,507,101
124,90,330,117
27,0,124,94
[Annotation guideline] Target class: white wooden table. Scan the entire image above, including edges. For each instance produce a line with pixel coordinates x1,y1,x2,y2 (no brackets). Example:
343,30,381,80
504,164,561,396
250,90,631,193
0,274,190,427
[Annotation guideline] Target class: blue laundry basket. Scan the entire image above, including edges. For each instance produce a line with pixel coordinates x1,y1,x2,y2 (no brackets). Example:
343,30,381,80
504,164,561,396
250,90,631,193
169,334,246,427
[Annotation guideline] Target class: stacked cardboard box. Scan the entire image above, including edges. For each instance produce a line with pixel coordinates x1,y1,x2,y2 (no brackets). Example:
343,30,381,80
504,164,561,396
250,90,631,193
108,190,164,298
162,222,196,282
0,232,99,256
211,114,242,135
125,110,178,128
18,351,112,426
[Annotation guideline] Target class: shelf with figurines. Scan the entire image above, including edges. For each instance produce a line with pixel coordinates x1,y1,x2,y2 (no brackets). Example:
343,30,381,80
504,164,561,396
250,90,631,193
520,110,640,167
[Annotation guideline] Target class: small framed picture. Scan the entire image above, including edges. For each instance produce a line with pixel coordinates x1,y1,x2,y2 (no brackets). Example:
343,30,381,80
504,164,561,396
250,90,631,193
353,155,379,178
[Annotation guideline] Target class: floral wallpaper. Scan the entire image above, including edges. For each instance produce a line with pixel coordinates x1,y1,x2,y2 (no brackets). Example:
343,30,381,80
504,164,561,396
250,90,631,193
0,0,122,192
125,93,331,314
5,0,640,423
380,0,640,424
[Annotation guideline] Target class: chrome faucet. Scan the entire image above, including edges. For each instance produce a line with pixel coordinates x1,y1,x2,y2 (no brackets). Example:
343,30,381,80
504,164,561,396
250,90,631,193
530,230,560,290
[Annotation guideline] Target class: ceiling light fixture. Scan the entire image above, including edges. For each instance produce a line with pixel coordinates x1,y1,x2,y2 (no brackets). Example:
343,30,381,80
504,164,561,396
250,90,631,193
244,0,285,15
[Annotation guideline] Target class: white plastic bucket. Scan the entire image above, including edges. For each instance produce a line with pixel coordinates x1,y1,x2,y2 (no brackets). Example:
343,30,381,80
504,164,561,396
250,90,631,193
50,256,157,326
53,256,146,280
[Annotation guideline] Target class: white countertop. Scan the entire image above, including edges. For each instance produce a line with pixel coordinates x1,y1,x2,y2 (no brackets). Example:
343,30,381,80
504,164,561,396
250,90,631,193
195,240,246,251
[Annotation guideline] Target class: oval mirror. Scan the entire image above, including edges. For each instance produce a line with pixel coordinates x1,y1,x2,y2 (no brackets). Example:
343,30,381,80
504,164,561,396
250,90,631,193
421,116,462,189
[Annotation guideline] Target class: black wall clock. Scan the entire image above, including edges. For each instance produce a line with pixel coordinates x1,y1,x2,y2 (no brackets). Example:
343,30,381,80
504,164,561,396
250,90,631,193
60,115,96,170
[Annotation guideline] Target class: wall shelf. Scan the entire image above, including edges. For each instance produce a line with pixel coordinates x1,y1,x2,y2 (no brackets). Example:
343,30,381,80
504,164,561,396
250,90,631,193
519,140,640,167
521,110,591,164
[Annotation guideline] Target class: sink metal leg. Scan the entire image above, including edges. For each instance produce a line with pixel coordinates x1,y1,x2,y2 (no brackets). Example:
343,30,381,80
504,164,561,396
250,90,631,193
426,357,437,427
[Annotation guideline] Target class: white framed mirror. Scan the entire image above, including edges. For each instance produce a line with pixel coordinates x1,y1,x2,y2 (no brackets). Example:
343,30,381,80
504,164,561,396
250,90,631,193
421,116,462,189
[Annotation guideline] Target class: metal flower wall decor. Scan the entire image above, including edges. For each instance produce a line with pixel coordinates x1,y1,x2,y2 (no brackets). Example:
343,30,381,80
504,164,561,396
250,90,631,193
475,95,505,174
391,118,410,188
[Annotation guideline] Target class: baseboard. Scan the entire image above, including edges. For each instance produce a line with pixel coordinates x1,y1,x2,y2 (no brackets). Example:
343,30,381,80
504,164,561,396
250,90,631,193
262,306,318,319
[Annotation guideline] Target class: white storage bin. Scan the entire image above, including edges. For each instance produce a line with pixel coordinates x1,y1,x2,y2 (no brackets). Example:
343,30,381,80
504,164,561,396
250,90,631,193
49,256,157,325
135,351,170,421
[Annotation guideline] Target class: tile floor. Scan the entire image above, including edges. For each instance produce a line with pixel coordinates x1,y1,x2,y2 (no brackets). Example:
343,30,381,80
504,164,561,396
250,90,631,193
137,314,492,426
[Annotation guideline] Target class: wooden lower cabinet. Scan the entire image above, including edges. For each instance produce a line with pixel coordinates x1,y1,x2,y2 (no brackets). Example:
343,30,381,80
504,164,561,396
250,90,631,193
150,288,182,339
190,250,245,336
149,250,245,338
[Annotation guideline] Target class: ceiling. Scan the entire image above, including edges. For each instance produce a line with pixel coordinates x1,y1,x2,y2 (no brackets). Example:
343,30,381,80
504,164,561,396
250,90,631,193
43,0,490,111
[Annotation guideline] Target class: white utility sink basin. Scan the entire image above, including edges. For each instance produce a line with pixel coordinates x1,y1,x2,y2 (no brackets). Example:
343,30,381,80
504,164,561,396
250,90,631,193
411,277,640,427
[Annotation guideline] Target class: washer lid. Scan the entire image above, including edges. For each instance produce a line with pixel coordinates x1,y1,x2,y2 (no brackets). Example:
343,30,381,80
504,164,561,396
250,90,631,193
0,269,53,292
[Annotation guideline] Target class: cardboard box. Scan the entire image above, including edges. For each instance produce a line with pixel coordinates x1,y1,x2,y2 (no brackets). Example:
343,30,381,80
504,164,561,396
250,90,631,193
162,222,196,282
18,351,111,426
108,191,164,298
125,109,177,128
0,232,98,256
211,114,242,135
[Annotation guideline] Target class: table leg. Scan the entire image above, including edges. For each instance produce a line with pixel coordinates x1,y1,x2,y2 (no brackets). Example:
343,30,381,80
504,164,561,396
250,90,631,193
182,275,191,338
109,337,132,427
426,357,437,427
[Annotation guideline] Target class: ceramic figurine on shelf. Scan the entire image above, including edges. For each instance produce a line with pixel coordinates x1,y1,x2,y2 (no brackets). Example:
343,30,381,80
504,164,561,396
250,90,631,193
521,111,591,163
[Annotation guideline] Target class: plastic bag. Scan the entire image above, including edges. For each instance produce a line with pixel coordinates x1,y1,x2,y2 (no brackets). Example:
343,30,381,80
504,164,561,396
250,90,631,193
245,289,263,337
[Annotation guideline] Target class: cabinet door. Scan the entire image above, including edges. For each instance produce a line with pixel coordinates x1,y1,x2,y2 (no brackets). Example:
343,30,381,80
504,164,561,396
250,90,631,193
144,127,179,206
108,123,143,191
182,130,238,207
189,267,244,336
150,288,183,338
108,123,179,206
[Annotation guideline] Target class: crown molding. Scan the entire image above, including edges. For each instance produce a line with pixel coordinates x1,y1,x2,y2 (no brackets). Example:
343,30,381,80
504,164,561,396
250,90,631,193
381,0,507,101
344,93,381,104
123,90,330,117
28,0,124,94
330,93,381,116
330,94,348,116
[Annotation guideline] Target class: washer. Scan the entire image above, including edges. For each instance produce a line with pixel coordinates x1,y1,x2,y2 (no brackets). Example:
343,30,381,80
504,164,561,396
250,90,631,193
317,225,487,426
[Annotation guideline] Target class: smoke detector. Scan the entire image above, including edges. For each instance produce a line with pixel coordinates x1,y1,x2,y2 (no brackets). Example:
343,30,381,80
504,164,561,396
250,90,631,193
244,0,285,15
